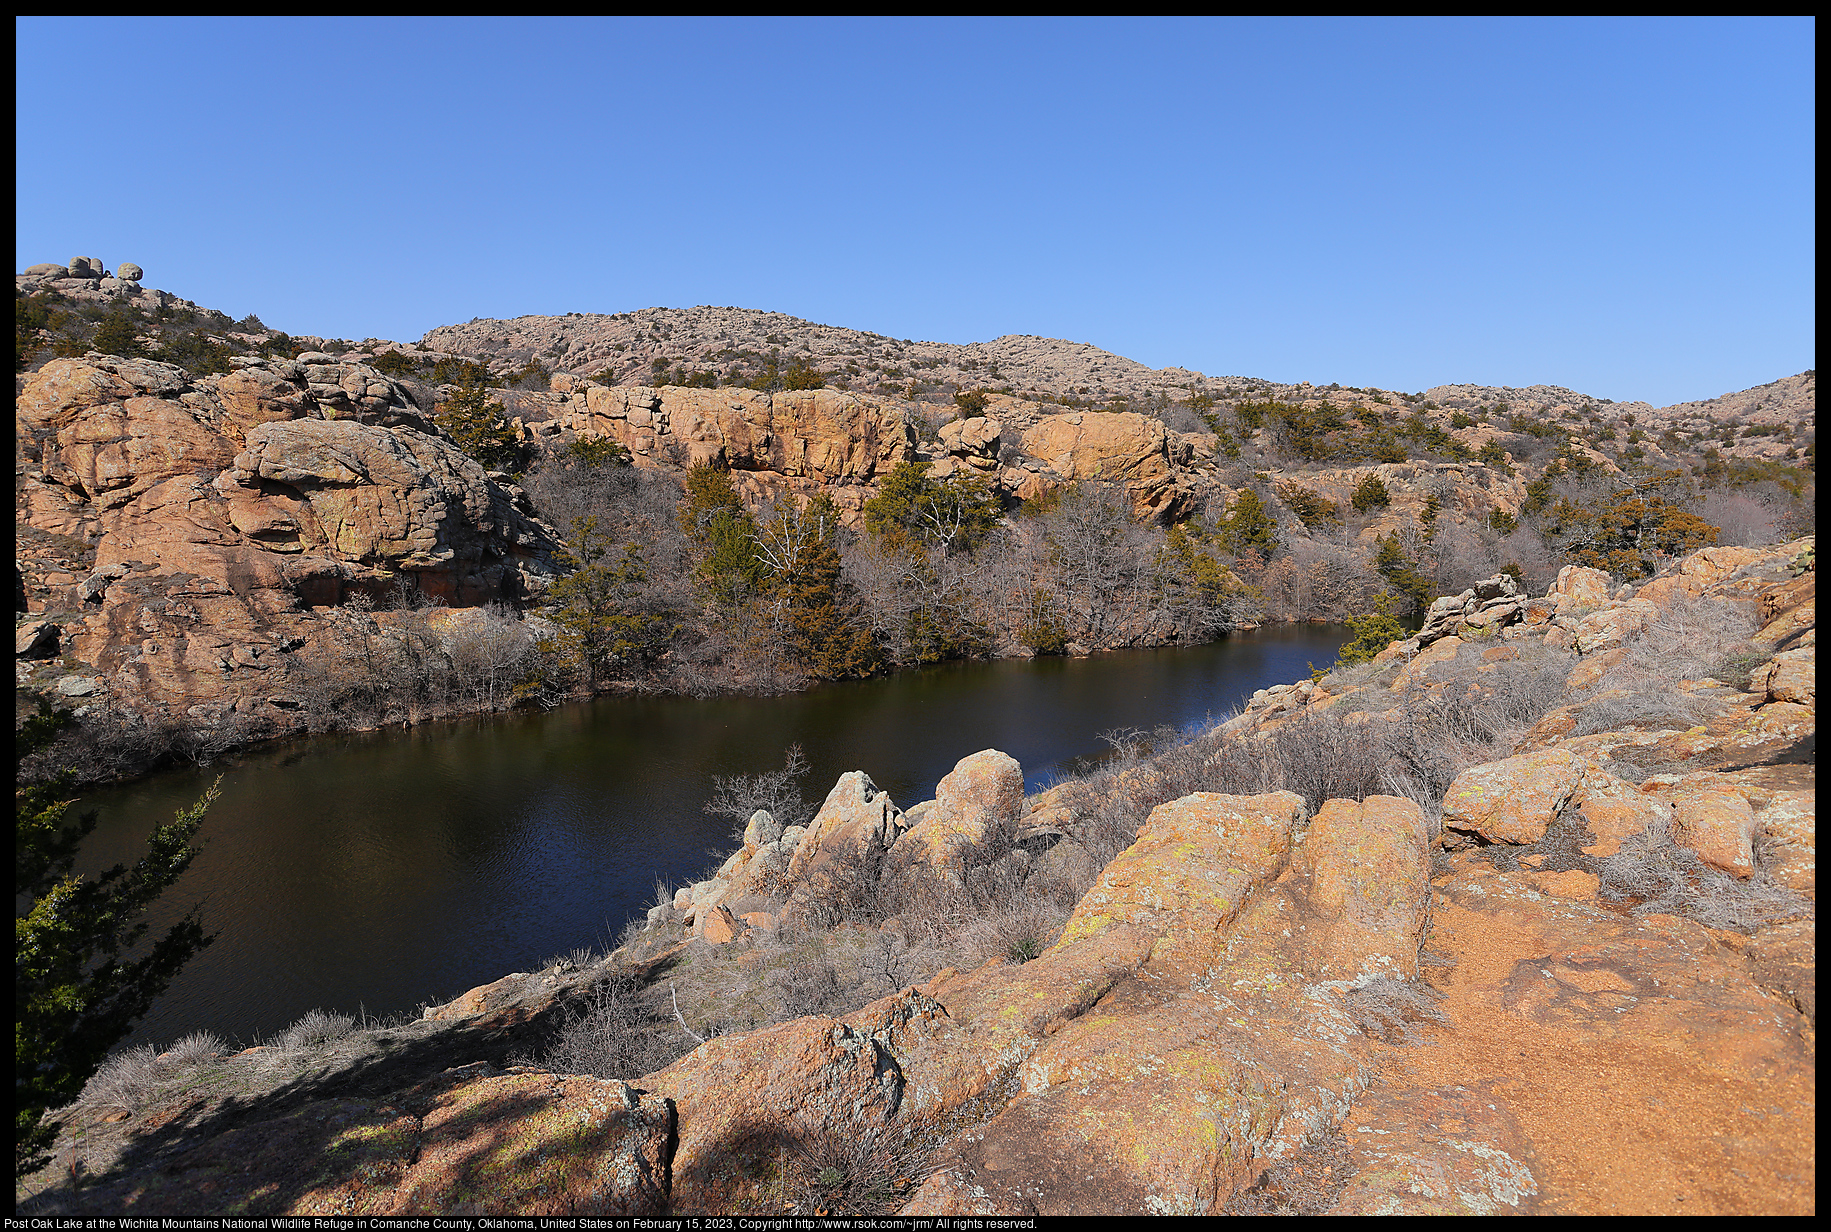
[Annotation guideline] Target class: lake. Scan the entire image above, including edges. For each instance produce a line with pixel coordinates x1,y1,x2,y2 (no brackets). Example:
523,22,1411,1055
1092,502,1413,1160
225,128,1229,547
70,624,1350,1048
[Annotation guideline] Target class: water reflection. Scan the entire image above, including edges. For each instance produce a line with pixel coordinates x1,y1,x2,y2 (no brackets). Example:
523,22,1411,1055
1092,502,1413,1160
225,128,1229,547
72,625,1348,1047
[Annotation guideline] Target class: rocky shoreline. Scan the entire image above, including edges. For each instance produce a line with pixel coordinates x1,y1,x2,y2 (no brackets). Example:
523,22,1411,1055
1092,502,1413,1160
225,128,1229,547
18,536,1814,1215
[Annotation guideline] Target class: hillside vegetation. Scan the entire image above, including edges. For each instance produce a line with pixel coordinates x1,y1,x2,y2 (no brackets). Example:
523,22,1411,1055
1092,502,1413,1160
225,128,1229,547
14,262,1815,781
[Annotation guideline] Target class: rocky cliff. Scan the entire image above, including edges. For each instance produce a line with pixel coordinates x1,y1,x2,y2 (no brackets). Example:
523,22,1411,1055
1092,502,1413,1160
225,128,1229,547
15,353,563,732
18,538,1814,1216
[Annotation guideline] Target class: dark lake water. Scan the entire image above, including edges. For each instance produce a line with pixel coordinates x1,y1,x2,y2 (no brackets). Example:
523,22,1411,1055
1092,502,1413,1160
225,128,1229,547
71,624,1349,1049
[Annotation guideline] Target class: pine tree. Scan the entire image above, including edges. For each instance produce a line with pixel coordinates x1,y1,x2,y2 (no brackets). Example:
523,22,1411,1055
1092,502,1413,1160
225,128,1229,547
90,305,142,358
1316,592,1409,675
776,497,877,679
861,459,1001,554
1371,533,1434,612
16,704,218,1175
678,465,766,605
1351,474,1392,512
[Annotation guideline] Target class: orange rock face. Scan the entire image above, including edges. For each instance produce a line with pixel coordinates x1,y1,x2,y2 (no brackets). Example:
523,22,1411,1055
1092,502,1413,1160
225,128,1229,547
1019,410,1186,520
1367,869,1815,1216
17,355,563,729
1297,796,1433,983
1442,749,1591,844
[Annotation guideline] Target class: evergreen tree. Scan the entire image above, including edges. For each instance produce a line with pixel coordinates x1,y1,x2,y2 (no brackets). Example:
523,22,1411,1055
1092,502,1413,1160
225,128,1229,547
1351,474,1392,512
1162,523,1255,638
782,357,825,390
777,499,877,679
1217,488,1278,557
90,305,142,358
1477,440,1513,473
16,704,218,1175
678,465,766,605
548,517,675,687
861,459,1001,554
1315,592,1408,676
435,382,520,470
1371,533,1434,612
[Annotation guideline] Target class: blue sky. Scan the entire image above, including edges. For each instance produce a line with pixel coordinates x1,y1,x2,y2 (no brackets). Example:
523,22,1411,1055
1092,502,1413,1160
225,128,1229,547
15,17,1815,406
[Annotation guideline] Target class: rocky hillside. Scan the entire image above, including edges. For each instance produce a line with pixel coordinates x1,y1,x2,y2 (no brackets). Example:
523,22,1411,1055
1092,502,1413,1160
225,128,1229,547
412,303,1813,461
16,537,1814,1216
14,258,1817,761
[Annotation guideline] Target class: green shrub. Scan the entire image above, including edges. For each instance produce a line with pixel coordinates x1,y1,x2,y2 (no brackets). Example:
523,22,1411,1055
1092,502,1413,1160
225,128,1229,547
1319,593,1407,673
1275,483,1340,528
1351,474,1391,512
562,437,631,469
1217,488,1278,557
435,383,521,470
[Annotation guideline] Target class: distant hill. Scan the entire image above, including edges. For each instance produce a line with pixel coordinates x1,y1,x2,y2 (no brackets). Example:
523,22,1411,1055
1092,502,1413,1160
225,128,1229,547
412,304,1812,466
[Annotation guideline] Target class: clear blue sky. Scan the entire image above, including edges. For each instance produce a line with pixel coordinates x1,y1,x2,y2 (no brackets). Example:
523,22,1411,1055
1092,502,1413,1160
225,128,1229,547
15,17,1815,406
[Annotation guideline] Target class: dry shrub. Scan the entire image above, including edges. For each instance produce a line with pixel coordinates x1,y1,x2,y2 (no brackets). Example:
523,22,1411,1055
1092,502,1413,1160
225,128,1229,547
78,1044,162,1111
1597,819,1810,932
1708,646,1771,691
956,892,1071,967
1616,595,1759,684
775,1126,934,1216
165,1030,226,1068
1048,638,1576,841
1343,976,1448,1045
874,827,1080,971
1695,489,1785,547
540,973,686,1080
703,744,816,839
273,1008,355,1052
792,840,889,932
1316,657,1394,695
1567,687,1718,738
766,949,849,1020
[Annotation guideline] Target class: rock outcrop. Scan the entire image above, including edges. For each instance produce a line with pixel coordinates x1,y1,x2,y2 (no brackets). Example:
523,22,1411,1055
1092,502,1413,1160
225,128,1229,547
525,383,916,517
15,355,563,729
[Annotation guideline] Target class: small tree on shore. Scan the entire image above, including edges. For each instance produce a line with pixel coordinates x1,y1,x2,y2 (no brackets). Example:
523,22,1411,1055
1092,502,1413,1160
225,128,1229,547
1316,593,1409,676
549,517,676,688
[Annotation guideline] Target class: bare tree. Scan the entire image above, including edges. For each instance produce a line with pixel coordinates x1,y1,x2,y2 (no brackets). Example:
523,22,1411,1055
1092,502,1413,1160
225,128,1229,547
1028,483,1159,648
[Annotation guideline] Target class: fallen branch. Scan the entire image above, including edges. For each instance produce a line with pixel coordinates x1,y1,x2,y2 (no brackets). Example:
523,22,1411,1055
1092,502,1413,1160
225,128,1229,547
671,982,706,1045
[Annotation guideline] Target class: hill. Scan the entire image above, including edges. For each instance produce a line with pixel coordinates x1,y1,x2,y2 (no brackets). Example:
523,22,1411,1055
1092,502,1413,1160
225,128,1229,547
14,258,1817,774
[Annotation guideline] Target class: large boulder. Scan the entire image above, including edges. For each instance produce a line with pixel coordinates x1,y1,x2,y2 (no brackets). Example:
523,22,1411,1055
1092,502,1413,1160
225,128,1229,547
1441,748,1591,844
782,772,905,923
16,356,562,728
1293,795,1432,983
892,749,1024,865
1548,564,1611,612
